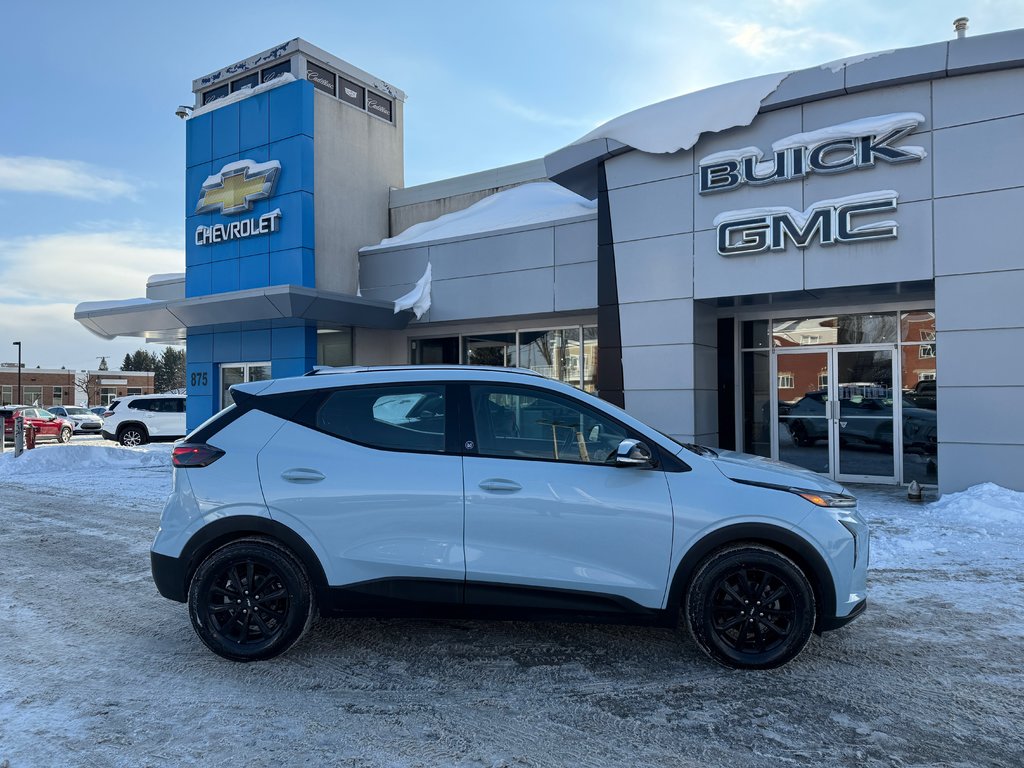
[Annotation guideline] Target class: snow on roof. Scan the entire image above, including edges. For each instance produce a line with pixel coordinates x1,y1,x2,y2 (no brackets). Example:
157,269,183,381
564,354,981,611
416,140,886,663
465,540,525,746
190,73,296,118
362,182,596,251
569,71,789,155
147,273,184,284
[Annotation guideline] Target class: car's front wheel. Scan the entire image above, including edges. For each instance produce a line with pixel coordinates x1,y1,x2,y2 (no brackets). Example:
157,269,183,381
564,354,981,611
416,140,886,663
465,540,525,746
58,426,72,443
117,425,148,447
188,538,316,662
685,544,815,669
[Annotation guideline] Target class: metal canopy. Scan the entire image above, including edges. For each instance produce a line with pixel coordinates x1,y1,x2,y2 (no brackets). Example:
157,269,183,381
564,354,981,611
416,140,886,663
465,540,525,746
75,285,410,341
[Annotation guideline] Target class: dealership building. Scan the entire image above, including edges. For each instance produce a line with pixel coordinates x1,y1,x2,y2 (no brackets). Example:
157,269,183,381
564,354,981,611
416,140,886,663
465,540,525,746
76,28,1024,493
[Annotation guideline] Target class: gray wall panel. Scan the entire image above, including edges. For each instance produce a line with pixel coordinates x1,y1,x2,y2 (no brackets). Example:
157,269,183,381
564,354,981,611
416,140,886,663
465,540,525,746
623,389,695,435
801,82,932,133
936,329,1024,386
430,228,553,280
936,271,1024,331
554,219,598,265
358,247,428,289
693,228,803,299
946,28,1024,75
621,345,693,390
693,388,719,435
608,175,693,242
694,175,804,234
844,43,948,93
934,115,1024,197
614,234,693,303
933,68,1024,129
936,386,1024,445
554,261,596,312
428,269,554,322
605,150,692,190
803,200,934,290
935,187,1024,275
619,299,694,348
938,443,1024,493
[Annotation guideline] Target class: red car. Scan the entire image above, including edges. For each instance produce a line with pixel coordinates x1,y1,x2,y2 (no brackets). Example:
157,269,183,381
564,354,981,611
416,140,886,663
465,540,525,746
2,406,74,444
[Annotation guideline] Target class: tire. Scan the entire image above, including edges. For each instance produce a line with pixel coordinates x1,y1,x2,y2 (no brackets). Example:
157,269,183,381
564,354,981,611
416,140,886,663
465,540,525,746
790,423,812,447
58,426,72,443
685,544,815,670
188,538,316,662
117,425,148,447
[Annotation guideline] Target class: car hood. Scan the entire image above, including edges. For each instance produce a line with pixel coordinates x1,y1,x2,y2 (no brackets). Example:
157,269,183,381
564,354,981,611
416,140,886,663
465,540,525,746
69,414,102,422
708,449,848,494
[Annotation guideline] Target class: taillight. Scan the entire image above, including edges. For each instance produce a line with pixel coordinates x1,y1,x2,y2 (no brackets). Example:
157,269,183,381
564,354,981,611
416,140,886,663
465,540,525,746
172,443,225,468
102,411,114,418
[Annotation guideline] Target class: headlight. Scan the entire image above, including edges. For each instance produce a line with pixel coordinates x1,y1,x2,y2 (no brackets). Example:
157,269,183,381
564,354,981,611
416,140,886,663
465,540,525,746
789,489,857,508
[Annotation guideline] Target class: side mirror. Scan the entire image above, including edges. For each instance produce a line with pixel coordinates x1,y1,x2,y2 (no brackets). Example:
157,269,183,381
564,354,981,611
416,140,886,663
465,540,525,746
615,438,653,467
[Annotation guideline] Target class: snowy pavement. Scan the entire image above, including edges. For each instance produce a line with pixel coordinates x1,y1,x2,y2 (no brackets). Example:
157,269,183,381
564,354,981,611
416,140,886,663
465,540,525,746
1,444,1022,767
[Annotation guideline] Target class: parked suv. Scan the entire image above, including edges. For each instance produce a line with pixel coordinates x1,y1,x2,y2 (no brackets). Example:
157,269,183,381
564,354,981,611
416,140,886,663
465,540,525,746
101,394,186,446
48,405,104,434
151,367,868,669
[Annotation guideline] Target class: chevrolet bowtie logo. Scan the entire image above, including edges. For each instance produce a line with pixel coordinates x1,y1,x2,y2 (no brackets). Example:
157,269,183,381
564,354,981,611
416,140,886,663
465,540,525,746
195,159,281,215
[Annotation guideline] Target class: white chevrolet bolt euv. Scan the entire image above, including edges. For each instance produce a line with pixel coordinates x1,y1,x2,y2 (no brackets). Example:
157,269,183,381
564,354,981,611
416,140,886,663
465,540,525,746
152,366,868,669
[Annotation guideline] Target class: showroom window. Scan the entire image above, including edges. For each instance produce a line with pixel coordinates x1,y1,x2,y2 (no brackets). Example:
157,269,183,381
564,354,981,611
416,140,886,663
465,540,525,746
100,388,118,406
314,384,445,453
412,325,598,392
127,387,143,396
1,385,11,405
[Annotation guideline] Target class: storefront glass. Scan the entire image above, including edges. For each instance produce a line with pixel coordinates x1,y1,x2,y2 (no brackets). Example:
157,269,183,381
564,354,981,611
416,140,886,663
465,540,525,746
519,328,581,387
772,313,898,348
220,362,271,408
463,333,516,367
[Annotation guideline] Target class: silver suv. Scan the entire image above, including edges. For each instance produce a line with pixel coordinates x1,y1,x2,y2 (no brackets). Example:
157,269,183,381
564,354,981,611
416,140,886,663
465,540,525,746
101,394,187,446
152,366,868,668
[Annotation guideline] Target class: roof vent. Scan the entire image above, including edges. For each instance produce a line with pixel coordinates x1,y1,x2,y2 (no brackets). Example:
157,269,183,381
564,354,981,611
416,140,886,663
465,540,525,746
953,17,969,39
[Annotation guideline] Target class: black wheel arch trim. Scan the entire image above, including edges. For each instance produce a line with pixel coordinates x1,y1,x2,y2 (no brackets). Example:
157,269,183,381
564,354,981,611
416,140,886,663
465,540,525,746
667,523,837,634
151,515,329,604
117,421,149,436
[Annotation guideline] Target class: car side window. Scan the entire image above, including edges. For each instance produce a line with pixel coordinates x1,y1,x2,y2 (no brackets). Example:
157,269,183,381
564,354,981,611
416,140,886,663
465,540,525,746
314,385,445,453
470,385,628,464
129,399,151,411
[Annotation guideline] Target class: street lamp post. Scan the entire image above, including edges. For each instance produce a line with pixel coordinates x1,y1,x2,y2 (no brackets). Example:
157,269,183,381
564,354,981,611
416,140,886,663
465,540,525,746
12,341,21,405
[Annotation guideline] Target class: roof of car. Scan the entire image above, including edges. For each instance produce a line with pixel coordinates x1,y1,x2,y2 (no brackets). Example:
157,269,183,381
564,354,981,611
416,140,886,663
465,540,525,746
120,393,186,399
305,365,543,377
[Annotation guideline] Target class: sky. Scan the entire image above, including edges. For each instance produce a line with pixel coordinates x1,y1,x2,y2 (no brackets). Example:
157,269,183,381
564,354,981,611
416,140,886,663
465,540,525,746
1,0,1021,371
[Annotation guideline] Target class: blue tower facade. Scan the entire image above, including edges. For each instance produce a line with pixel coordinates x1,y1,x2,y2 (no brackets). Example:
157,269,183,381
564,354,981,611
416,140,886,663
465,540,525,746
183,79,318,429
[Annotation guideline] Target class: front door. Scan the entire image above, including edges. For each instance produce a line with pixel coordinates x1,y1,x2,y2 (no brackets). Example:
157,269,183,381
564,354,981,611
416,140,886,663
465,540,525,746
461,382,674,610
774,346,898,483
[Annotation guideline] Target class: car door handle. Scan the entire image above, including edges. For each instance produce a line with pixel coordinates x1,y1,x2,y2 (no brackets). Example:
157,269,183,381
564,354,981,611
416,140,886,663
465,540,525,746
478,479,522,493
281,468,326,484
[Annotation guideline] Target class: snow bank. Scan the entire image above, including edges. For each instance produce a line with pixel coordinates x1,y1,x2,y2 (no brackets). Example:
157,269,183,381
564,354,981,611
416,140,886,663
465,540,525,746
569,71,788,155
928,482,1024,528
362,182,595,251
0,444,169,477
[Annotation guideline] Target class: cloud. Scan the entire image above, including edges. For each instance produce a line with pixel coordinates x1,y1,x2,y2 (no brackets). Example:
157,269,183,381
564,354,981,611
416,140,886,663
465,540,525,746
712,19,861,61
0,227,182,305
0,156,139,201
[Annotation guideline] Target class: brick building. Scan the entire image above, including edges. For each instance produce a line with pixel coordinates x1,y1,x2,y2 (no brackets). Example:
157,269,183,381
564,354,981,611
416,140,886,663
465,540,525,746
0,367,155,407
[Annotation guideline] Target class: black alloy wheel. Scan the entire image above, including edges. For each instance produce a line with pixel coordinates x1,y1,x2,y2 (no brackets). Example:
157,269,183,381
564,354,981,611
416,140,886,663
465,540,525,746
686,544,815,669
188,539,315,662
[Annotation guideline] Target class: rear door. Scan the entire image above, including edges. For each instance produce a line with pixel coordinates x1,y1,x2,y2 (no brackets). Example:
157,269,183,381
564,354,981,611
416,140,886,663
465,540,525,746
460,382,675,611
258,383,466,602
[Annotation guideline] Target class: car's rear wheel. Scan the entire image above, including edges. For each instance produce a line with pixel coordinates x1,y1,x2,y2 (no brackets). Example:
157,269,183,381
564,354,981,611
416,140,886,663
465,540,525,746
58,426,72,443
188,538,316,662
685,544,815,669
117,425,147,447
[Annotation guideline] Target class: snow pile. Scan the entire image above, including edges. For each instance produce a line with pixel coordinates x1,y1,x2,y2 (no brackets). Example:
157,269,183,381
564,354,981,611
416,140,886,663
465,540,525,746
868,483,1024,570
363,182,596,251
569,71,788,154
0,444,169,477
393,262,432,318
926,482,1024,530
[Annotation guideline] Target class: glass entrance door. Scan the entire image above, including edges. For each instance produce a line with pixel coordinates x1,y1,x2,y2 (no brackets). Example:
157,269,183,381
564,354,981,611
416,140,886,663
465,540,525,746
774,346,898,483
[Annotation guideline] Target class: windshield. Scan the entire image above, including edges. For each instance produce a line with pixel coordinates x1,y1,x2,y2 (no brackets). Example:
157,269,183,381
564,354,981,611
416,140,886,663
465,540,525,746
65,407,90,416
